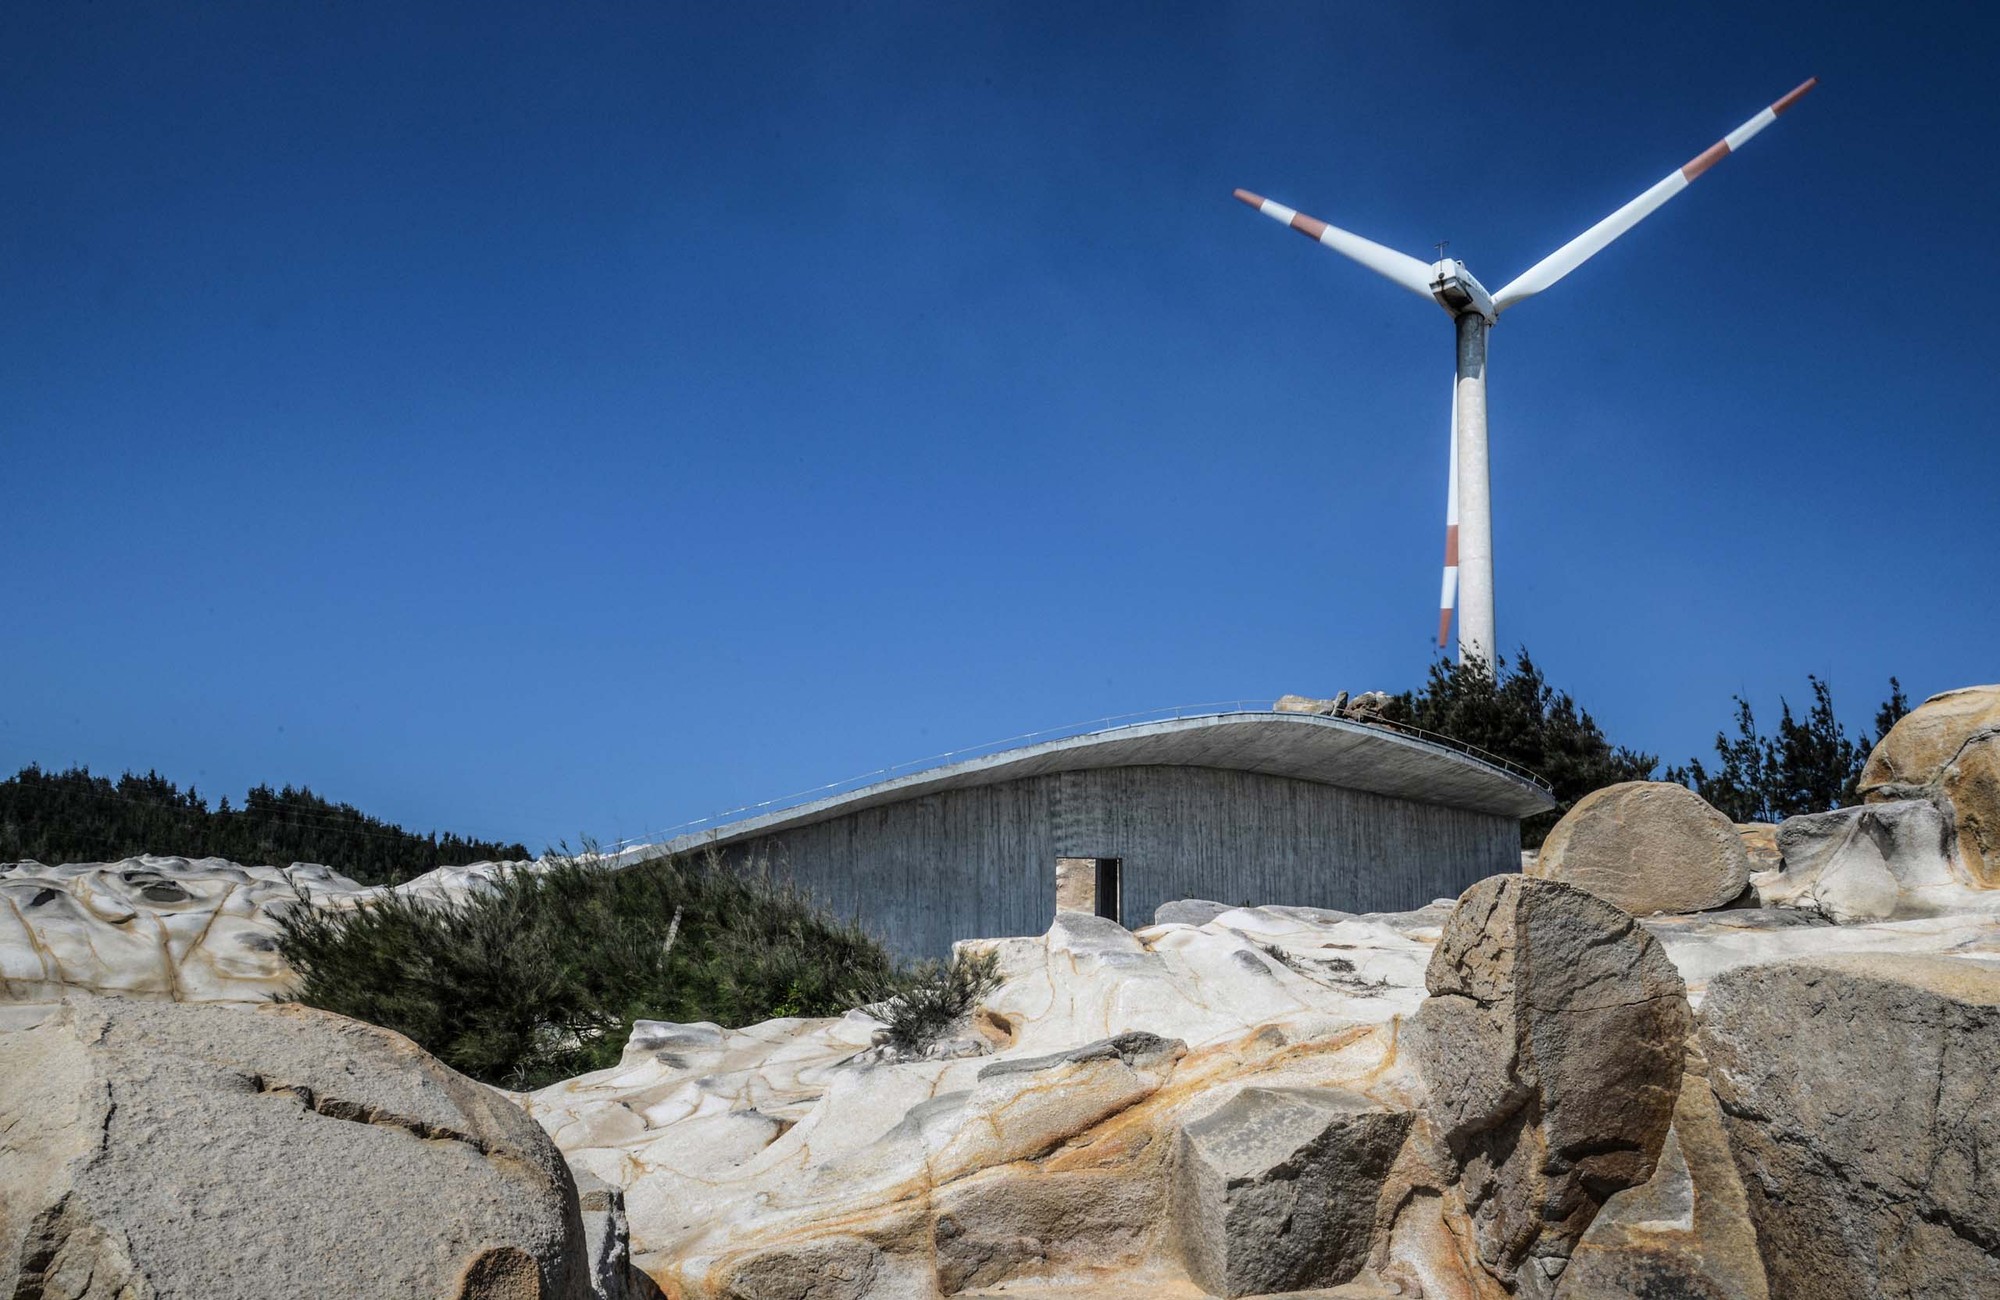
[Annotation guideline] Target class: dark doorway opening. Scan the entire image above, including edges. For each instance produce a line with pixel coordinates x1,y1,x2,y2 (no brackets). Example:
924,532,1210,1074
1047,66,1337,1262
1094,858,1122,925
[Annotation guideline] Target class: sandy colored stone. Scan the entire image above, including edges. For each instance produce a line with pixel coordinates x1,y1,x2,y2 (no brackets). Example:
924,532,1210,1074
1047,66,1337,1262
1763,798,1964,922
1735,822,1782,874
1860,684,2000,886
524,895,2000,1297
0,997,591,1300
932,1167,1161,1294
1860,685,2000,791
1557,1042,1768,1300
1172,1085,1413,1297
1700,953,2000,1299
1414,875,1692,1297
1530,781,1751,914
0,854,545,1007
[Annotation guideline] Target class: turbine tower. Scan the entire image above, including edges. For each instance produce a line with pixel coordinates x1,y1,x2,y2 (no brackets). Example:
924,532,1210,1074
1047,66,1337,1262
1236,78,1817,665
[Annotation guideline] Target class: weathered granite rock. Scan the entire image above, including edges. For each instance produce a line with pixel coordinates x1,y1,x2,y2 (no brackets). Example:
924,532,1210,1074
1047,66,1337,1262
1414,875,1693,1295
1530,781,1751,914
932,1167,1161,1294
1735,822,1782,874
526,896,2000,1297
0,854,543,1005
1344,690,1392,721
1153,898,1234,927
1700,954,2000,1300
717,1234,929,1300
1761,798,1963,921
1173,1084,1413,1296
1272,691,1389,721
0,857,351,1002
1861,685,2000,886
0,996,591,1300
1556,1042,1768,1300
574,1168,636,1300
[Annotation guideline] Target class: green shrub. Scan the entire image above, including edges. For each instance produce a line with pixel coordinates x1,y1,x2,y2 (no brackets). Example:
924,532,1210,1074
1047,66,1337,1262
852,948,1003,1057
273,846,894,1090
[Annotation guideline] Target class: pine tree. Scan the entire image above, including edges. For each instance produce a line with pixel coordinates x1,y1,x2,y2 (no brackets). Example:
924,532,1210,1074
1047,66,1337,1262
1385,651,1657,846
0,765,530,885
1669,677,1906,820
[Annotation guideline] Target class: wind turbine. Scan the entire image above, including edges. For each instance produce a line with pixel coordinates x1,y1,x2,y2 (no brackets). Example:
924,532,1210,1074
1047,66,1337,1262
1235,78,1817,665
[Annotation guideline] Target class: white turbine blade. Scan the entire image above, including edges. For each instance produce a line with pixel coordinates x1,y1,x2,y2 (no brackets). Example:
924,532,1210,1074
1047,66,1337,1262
1234,189,1434,300
1492,78,1818,312
1438,384,1459,649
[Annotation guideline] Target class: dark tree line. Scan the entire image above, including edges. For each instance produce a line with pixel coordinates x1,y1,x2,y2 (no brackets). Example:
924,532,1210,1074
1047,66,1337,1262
1389,653,1911,842
1665,677,1910,822
0,765,529,887
1383,651,1658,846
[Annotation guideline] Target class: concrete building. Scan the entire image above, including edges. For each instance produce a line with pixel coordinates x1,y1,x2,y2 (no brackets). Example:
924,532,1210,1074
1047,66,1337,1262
664,710,1553,958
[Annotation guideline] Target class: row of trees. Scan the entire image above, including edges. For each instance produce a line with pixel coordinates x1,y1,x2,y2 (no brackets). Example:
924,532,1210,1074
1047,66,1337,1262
1665,677,1909,823
1388,653,1910,842
0,765,529,887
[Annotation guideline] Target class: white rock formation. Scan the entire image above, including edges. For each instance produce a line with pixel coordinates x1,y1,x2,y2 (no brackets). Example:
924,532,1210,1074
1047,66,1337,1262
8,814,2000,1297
0,854,537,1003
523,892,2000,1297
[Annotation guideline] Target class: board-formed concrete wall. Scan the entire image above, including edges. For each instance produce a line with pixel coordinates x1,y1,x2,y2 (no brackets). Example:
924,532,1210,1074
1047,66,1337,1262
710,763,1520,959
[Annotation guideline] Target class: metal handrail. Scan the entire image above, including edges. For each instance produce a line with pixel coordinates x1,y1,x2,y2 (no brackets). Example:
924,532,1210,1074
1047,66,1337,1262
605,699,1553,853
1350,717,1556,793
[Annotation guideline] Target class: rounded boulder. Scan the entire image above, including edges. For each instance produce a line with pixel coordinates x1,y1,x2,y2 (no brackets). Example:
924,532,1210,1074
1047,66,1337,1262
0,997,592,1300
1859,684,2000,886
1530,781,1751,915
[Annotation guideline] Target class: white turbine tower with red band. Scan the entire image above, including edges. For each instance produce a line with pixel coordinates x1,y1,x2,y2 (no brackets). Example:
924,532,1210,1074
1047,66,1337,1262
1236,77,1817,665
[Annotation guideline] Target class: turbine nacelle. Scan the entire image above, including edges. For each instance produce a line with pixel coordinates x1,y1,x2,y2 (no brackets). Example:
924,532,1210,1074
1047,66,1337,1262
1427,260,1496,324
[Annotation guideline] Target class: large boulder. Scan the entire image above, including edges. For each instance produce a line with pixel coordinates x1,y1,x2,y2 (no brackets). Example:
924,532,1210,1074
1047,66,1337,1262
1556,1042,1769,1300
1530,781,1751,915
1761,798,1963,921
1700,954,2000,1299
1860,685,2000,886
1171,1085,1413,1297
1413,875,1693,1296
0,997,592,1299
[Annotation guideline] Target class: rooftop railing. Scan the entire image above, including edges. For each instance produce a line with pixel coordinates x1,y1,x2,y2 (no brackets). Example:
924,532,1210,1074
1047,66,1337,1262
604,700,1553,856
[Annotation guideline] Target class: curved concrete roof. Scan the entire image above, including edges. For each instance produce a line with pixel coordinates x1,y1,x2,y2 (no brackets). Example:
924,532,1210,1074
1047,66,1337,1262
666,711,1554,854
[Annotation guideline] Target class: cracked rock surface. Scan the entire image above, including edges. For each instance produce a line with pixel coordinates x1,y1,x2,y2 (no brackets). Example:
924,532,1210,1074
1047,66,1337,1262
1412,875,1693,1297
1528,781,1751,915
1701,954,2000,1300
0,996,593,1300
1860,684,2000,886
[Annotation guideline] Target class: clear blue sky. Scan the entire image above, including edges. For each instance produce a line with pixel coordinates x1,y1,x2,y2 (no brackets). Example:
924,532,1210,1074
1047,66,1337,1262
5,2,1995,851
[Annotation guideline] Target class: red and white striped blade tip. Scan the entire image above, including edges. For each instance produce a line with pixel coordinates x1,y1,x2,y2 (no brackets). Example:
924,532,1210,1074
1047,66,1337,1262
1774,78,1819,114
1233,189,1266,209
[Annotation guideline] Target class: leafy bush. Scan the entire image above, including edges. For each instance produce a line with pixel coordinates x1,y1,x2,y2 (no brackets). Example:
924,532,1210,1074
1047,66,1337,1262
1383,651,1658,846
274,846,894,1089
0,764,528,886
853,949,1003,1057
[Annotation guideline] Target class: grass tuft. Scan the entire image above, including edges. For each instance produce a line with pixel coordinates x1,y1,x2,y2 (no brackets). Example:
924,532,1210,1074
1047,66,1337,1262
853,948,1003,1057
